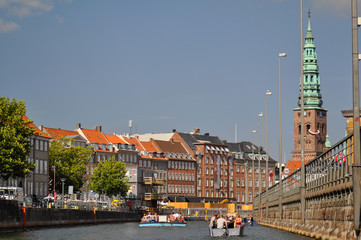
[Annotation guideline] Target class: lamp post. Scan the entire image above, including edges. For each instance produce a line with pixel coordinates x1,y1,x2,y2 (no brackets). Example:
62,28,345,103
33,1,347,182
258,112,264,214
60,178,66,208
252,129,256,204
278,52,287,220
52,165,56,198
351,0,361,233
265,90,272,217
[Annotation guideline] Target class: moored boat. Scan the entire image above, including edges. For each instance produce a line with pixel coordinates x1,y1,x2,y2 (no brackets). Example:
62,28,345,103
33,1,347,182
139,215,187,227
209,225,244,237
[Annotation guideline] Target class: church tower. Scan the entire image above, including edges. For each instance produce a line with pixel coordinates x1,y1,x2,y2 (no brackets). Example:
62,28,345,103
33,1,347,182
292,12,328,162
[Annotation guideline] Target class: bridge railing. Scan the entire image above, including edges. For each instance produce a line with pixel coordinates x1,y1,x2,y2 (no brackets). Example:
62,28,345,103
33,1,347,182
254,133,354,210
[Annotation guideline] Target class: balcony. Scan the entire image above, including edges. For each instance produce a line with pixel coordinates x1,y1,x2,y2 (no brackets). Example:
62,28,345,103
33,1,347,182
144,193,155,201
154,178,164,185
143,177,153,185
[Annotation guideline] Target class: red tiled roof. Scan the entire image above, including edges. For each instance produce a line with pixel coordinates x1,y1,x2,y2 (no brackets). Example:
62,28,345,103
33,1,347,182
141,141,159,152
22,115,51,138
80,128,108,144
44,127,79,140
105,134,127,144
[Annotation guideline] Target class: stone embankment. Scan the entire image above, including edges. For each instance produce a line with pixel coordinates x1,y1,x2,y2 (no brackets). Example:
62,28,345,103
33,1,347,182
0,199,142,232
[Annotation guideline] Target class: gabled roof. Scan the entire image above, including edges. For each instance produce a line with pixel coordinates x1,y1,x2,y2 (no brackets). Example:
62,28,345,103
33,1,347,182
78,128,108,144
44,127,81,140
105,134,127,144
152,139,188,154
22,115,51,138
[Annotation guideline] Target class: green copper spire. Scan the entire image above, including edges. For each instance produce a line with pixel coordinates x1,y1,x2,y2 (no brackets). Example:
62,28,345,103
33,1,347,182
325,134,331,148
296,10,324,110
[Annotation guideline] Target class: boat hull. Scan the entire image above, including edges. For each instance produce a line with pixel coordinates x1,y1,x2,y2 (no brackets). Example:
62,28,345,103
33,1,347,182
209,225,244,237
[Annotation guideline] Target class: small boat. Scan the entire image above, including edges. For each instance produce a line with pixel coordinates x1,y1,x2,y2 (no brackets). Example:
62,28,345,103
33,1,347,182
139,221,187,227
209,225,245,237
139,215,187,227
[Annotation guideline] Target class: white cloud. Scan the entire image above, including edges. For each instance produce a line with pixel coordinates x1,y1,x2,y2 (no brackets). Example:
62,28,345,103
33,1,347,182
0,18,19,32
0,0,54,17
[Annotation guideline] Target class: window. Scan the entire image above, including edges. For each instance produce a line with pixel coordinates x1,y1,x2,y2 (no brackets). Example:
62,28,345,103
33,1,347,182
249,179,252,187
236,178,240,187
139,160,142,167
237,192,241,202
148,161,151,168
236,166,240,173
35,140,39,150
224,179,228,187
224,169,228,176
198,190,202,197
44,141,48,151
230,179,233,188
205,157,209,164
210,178,214,187
262,168,266,174
39,160,43,174
241,178,244,187
241,166,244,173
210,156,213,164
256,179,259,187
263,179,266,188
241,192,245,202
211,190,214,197
248,167,252,173
44,161,47,174
210,168,214,175
206,167,209,175
36,159,39,173
206,178,209,187
40,141,43,151
198,178,201,187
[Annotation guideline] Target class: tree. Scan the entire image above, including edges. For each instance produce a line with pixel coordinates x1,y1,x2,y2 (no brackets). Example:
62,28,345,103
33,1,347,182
89,156,129,197
0,97,35,180
49,138,93,192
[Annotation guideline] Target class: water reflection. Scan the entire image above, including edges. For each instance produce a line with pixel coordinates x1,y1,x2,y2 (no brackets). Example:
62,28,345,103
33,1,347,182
0,222,312,240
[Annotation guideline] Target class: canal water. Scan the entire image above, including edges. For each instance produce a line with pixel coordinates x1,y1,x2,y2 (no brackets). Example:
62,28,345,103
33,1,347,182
0,222,312,240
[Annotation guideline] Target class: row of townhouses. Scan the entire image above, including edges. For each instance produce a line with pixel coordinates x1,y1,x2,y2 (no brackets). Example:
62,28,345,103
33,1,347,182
0,117,278,206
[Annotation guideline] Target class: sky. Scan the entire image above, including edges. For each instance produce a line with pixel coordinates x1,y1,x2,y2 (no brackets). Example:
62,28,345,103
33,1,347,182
0,0,357,162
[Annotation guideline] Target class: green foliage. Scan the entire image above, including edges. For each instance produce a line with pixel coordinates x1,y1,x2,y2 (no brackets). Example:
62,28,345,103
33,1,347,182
89,156,129,197
49,137,93,192
0,97,35,180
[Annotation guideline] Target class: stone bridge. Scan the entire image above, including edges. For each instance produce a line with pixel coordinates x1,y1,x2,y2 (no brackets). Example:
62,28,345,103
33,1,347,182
253,132,360,240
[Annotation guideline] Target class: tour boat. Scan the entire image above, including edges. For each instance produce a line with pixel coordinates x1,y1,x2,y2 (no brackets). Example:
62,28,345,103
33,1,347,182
209,225,245,237
139,215,187,227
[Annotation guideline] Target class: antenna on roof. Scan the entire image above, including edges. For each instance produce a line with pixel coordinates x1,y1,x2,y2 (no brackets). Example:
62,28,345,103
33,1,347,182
235,123,237,142
129,120,132,136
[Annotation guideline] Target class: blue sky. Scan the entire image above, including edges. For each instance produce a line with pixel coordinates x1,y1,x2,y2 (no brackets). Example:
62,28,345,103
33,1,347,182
0,0,356,162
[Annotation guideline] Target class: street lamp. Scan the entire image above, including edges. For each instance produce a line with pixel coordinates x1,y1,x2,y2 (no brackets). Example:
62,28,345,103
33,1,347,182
278,52,287,220
251,129,256,204
265,90,272,217
52,165,56,198
257,112,264,204
60,178,66,208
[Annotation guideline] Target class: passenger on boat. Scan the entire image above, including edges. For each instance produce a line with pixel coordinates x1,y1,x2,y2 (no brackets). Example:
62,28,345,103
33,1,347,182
227,216,235,228
216,215,228,229
235,214,243,227
249,215,254,226
209,213,218,228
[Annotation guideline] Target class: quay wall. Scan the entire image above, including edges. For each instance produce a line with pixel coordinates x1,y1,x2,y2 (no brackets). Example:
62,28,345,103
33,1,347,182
0,200,142,231
253,187,358,240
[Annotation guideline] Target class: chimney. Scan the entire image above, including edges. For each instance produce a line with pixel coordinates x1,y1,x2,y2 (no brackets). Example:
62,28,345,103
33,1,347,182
193,128,200,135
94,126,102,132
76,123,81,129
39,125,44,131
172,129,177,133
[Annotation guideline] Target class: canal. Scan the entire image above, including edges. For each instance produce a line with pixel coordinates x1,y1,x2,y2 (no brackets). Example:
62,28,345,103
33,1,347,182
0,222,312,240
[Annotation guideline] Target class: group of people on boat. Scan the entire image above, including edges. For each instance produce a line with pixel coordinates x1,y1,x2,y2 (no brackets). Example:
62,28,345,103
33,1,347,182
209,213,254,229
140,212,186,223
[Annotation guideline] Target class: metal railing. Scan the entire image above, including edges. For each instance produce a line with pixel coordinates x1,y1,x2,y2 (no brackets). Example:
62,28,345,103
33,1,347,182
254,133,355,210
